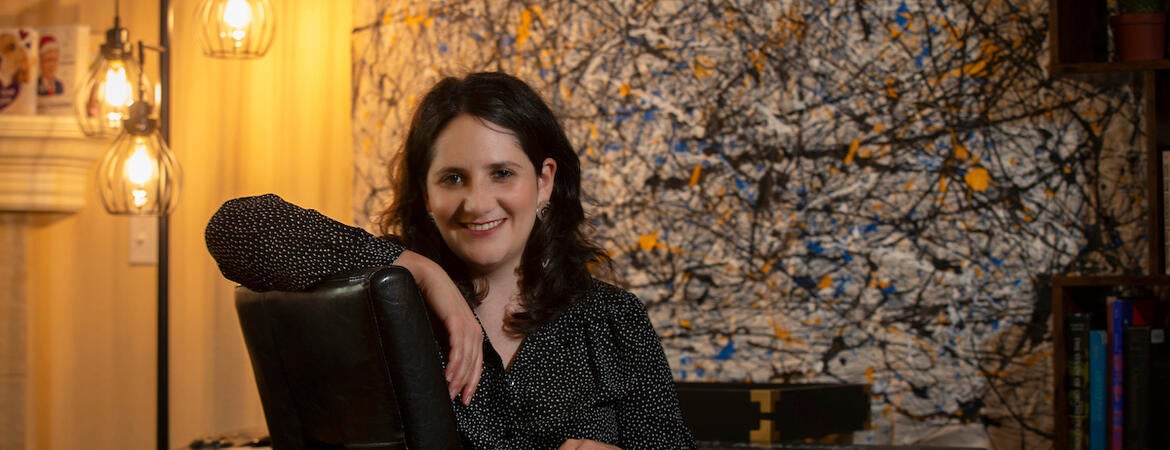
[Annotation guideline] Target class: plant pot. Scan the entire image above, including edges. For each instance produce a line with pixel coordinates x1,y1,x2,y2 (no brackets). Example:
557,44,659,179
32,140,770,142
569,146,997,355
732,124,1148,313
1111,12,1167,61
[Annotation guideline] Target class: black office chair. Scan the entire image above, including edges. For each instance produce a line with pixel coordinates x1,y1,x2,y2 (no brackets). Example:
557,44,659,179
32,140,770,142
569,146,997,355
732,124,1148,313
235,266,463,450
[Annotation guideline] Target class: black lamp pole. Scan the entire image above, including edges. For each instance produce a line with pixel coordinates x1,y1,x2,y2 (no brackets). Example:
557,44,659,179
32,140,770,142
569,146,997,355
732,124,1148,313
157,1,171,449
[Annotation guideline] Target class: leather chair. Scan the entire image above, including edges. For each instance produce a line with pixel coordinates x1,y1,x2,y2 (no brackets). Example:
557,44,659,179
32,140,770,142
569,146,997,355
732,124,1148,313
235,266,463,450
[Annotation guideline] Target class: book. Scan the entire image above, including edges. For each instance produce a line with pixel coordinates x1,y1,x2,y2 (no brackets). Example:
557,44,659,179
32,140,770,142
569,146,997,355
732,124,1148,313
1150,326,1169,449
1133,300,1169,449
1106,297,1132,450
34,25,89,115
1089,329,1107,450
1123,326,1150,450
1068,312,1091,450
0,27,39,115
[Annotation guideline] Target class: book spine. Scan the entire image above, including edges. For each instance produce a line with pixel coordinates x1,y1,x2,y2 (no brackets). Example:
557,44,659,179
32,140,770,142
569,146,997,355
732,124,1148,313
1124,326,1150,450
1107,297,1132,450
1089,330,1107,450
1068,313,1091,450
1151,327,1170,449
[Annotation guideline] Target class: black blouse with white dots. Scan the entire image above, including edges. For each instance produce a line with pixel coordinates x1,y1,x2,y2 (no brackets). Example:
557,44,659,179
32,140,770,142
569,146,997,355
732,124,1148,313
205,194,696,450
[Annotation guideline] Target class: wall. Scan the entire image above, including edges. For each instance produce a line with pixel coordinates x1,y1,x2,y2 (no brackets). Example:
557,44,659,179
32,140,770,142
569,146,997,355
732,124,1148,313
352,1,1146,447
2,0,352,448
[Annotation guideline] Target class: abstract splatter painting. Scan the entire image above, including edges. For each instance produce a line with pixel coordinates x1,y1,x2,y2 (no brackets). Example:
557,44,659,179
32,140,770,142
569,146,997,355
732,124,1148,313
352,1,1147,446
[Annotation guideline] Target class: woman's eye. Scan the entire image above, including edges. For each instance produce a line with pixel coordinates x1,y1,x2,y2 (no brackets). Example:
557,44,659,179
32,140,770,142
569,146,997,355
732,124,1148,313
439,174,462,185
492,169,515,179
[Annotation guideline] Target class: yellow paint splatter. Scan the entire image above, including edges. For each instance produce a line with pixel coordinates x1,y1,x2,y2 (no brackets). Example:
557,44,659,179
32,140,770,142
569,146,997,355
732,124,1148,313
768,318,790,340
693,56,714,79
638,232,659,251
865,366,875,383
516,7,544,49
845,139,860,164
950,131,969,160
689,164,702,187
965,167,991,191
749,50,766,74
405,14,433,32
817,274,833,290
761,258,776,274
680,319,692,329
885,77,899,99
619,83,631,97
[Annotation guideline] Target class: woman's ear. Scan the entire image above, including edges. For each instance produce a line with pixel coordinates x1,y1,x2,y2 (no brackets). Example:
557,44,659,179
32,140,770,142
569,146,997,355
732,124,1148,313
538,157,557,201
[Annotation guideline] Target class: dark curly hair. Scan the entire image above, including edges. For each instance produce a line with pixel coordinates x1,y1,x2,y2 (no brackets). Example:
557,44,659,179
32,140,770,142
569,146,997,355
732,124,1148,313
378,72,610,336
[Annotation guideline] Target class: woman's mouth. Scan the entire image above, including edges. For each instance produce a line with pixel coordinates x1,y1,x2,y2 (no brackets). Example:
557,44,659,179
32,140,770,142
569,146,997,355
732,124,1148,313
465,218,505,232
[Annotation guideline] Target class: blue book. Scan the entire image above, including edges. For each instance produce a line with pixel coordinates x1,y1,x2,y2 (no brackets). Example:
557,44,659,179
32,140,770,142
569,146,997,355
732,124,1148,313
1089,329,1107,450
1107,297,1133,450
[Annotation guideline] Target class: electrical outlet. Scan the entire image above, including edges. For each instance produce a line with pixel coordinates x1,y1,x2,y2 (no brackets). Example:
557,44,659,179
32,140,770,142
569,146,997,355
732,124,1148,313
129,216,158,265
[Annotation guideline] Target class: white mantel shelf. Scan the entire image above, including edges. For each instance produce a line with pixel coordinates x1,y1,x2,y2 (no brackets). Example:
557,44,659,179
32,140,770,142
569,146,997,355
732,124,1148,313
0,115,110,213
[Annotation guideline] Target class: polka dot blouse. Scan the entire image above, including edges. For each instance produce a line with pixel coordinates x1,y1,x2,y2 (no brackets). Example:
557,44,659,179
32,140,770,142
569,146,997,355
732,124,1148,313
205,194,696,450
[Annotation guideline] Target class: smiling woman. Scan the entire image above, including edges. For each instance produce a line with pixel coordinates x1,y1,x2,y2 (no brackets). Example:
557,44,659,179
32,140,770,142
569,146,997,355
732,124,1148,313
424,115,556,282
205,72,696,449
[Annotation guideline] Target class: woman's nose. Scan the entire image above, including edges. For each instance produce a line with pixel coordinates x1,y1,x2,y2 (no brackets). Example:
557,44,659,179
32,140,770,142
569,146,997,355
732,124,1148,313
460,182,492,215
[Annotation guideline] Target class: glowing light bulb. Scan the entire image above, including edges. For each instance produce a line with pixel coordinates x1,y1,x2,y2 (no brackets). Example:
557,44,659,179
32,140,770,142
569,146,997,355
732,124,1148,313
125,139,156,186
224,0,253,43
103,62,134,128
132,189,149,208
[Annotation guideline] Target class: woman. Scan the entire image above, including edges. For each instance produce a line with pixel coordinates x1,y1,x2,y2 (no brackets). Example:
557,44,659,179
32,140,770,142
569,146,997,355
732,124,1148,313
206,72,695,449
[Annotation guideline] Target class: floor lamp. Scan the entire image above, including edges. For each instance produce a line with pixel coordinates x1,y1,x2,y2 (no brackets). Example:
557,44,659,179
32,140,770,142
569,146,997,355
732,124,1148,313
79,1,175,450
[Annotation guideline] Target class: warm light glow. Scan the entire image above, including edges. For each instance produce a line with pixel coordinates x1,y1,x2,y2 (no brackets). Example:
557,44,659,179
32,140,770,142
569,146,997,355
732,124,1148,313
224,0,253,43
198,0,274,59
125,140,156,186
77,54,148,137
132,189,149,207
224,0,253,28
104,62,134,108
102,62,134,128
98,130,181,215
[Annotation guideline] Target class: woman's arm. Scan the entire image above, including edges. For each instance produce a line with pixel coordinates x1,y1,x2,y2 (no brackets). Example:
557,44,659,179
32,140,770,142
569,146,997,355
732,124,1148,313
607,291,697,450
205,194,481,404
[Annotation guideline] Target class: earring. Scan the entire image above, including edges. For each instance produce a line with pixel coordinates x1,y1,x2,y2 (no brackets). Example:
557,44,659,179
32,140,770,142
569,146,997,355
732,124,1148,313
537,202,551,220
427,211,436,224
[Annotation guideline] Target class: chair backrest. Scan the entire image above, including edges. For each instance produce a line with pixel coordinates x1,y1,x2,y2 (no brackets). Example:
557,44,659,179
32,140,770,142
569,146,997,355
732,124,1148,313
235,266,462,450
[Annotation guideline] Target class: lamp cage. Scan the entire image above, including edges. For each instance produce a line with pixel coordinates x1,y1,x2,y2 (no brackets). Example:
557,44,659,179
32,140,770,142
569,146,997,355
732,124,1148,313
197,0,275,59
75,25,152,138
96,114,182,216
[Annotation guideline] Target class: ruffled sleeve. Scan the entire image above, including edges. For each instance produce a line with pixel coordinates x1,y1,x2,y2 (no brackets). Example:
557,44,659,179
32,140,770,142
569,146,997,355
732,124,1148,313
204,193,405,291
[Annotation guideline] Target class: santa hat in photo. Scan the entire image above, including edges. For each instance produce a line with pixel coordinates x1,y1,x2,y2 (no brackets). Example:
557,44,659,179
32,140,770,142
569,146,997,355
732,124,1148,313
40,35,60,54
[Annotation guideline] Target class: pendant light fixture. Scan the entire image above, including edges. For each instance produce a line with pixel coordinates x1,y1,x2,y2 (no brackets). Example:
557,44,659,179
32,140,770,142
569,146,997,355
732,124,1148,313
74,0,151,138
197,0,275,59
95,43,181,216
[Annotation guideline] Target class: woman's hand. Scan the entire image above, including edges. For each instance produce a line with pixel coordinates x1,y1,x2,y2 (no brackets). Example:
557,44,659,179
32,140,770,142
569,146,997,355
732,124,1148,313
557,439,621,449
395,250,483,405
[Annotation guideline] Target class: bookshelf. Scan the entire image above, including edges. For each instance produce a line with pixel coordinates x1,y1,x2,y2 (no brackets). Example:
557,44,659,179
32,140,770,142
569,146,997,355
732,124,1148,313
1049,1,1170,448
1049,0,1170,274
1051,275,1170,450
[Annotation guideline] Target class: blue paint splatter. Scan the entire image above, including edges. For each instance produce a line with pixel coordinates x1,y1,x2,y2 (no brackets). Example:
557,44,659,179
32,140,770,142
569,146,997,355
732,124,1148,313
714,340,736,360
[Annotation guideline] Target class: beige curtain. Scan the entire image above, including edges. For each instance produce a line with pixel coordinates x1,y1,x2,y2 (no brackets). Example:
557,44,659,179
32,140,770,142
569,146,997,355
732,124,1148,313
18,0,354,448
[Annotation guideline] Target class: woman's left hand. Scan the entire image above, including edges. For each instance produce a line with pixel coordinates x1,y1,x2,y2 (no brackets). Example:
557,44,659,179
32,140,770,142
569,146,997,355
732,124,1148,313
557,439,621,449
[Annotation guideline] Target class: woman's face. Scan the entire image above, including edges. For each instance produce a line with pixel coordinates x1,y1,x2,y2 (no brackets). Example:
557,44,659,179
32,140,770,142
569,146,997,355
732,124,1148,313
425,115,556,277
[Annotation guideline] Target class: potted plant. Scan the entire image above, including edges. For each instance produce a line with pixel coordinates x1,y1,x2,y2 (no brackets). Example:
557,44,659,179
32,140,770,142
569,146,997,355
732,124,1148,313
1111,0,1167,61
